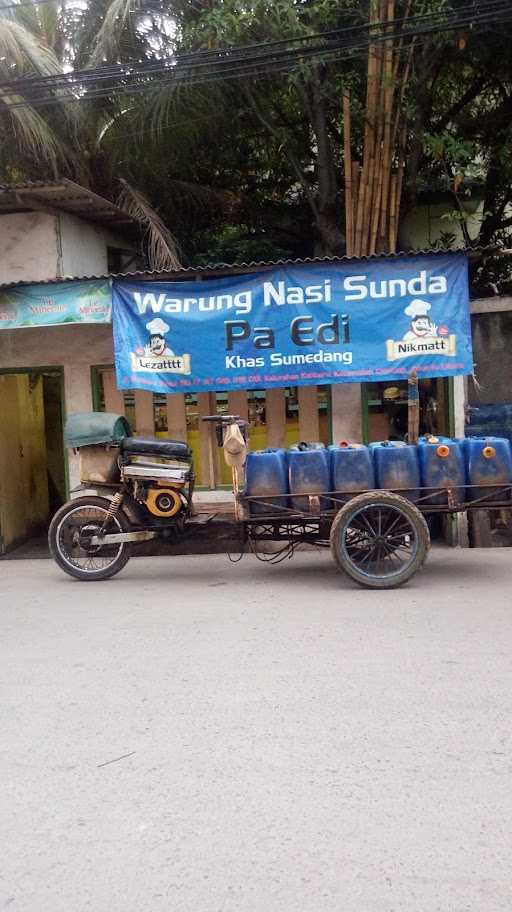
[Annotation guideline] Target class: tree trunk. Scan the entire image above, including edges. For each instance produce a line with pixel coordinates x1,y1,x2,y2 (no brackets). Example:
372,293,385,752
305,68,344,255
478,95,512,247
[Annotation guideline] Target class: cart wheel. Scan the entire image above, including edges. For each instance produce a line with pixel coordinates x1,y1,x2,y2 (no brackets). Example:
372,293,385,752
330,491,430,589
49,496,132,581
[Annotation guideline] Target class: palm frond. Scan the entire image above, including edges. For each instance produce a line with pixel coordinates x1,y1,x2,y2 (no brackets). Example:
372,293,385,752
167,178,238,216
118,177,181,271
0,12,75,168
0,15,62,77
16,0,60,53
142,81,226,139
0,87,62,172
95,106,133,147
89,0,138,65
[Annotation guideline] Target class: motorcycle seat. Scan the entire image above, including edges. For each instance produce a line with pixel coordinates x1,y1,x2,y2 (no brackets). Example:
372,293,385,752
121,436,191,460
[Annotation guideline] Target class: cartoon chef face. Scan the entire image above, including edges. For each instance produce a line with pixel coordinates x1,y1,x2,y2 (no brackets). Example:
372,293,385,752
411,315,432,337
146,317,171,356
150,333,167,356
404,299,437,338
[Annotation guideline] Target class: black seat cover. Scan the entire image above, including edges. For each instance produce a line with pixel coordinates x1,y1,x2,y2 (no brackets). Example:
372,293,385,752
121,436,191,460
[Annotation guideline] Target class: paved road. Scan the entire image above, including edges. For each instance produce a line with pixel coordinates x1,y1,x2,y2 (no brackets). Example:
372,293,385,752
1,548,511,912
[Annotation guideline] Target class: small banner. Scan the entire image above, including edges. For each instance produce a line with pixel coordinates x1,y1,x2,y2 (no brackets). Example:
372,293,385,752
0,279,112,329
112,253,472,393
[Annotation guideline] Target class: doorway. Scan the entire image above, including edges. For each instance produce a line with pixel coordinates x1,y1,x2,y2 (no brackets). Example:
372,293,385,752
0,368,66,554
362,377,454,542
362,377,453,443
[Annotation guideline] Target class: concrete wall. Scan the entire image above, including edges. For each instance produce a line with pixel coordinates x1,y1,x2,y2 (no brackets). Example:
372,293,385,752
469,310,512,406
0,211,135,286
58,213,131,278
0,212,59,284
0,323,114,487
399,200,483,251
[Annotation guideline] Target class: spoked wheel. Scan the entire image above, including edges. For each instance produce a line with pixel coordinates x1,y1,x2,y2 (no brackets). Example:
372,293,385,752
330,491,430,589
49,496,132,581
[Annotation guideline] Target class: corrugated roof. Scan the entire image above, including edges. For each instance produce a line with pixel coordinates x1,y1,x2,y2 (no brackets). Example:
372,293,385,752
0,247,478,290
0,178,140,235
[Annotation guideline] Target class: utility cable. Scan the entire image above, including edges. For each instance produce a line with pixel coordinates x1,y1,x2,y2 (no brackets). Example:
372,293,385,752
6,0,509,90
1,0,509,109
4,0,508,88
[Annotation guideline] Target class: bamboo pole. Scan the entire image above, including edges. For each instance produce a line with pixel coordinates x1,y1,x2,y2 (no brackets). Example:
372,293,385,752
391,35,415,154
392,0,413,82
352,160,360,243
378,0,396,253
353,180,366,259
343,90,354,256
369,12,387,256
354,0,379,257
388,172,398,254
385,4,414,254
343,0,415,259
363,32,384,255
369,152,384,255
393,124,407,251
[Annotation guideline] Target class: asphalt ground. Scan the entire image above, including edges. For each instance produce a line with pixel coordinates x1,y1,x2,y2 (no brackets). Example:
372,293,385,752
1,548,511,911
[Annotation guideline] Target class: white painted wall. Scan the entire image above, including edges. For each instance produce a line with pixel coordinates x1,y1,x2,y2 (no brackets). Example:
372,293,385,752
58,213,131,278
0,210,135,286
0,323,114,487
0,212,59,284
399,200,483,251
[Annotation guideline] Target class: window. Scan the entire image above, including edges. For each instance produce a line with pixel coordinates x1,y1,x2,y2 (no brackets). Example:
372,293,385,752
107,247,143,274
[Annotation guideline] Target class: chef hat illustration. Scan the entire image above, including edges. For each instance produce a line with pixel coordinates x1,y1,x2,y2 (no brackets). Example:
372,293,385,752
404,299,431,319
146,317,170,336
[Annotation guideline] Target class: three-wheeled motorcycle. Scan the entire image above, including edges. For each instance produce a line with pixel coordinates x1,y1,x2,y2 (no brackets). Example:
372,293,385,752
49,411,512,588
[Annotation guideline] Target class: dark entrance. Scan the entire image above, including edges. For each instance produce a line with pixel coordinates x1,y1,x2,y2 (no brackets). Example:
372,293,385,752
0,367,66,554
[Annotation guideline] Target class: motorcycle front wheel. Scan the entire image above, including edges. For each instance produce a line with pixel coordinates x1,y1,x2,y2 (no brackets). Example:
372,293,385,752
49,495,132,581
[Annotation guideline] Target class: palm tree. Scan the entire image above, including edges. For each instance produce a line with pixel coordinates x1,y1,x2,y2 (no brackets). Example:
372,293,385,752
0,0,182,268
0,0,70,175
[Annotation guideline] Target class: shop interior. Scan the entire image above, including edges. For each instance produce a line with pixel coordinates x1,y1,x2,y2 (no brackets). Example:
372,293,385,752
364,377,452,442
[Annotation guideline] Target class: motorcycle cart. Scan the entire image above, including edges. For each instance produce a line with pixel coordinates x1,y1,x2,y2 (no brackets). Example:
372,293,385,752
49,412,512,589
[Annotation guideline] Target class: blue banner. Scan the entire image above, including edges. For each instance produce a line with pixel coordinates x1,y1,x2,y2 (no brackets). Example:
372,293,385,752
112,253,472,393
0,279,111,329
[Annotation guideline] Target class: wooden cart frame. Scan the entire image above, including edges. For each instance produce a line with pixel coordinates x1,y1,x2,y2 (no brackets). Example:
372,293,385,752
237,484,512,588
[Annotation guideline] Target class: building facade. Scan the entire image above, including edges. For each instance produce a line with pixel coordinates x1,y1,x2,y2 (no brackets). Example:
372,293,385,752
0,189,507,551
0,180,141,551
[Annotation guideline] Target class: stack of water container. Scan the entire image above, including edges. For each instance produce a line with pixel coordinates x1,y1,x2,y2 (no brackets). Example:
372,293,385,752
244,435,512,514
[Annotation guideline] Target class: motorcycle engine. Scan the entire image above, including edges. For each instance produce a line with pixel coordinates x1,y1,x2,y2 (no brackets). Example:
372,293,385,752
145,486,183,517
122,462,189,519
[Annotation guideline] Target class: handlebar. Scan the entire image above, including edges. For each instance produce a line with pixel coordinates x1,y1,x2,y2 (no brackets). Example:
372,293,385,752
201,414,248,425
201,414,249,447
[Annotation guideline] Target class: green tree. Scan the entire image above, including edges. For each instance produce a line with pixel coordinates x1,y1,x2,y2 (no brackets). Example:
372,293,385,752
3,0,512,273
0,0,70,176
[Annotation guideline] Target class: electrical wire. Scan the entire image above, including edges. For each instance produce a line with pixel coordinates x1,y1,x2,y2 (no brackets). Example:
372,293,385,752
89,27,480,145
6,0,509,91
0,0,70,9
6,21,509,105
1,0,510,109
249,536,296,563
6,0,508,89
0,0,502,56
12,16,511,109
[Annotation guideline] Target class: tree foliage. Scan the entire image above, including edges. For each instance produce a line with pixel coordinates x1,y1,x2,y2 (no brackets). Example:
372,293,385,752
1,0,512,278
